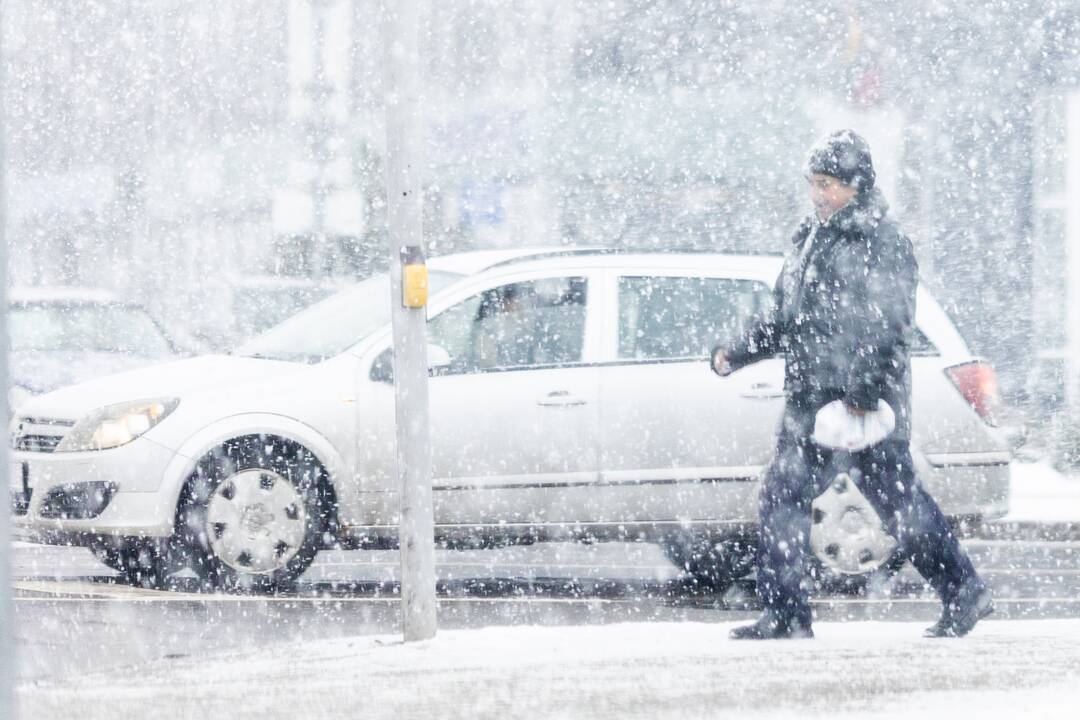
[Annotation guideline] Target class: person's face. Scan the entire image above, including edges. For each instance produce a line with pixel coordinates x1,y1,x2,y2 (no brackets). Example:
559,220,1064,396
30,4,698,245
808,173,857,222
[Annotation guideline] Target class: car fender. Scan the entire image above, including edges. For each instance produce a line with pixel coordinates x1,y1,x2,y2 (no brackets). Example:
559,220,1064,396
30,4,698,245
158,412,349,518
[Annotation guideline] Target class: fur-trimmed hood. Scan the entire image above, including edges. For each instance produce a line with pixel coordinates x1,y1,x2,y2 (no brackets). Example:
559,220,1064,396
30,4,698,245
794,186,891,245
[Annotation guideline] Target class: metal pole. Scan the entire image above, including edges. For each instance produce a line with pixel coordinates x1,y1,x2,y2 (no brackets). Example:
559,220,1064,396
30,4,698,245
381,0,436,641
0,0,15,709
307,0,333,278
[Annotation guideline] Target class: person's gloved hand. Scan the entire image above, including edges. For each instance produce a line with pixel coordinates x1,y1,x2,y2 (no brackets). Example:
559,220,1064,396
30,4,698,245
711,347,732,377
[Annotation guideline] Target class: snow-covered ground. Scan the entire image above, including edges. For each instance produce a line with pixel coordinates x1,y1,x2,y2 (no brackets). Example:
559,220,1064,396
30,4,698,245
18,618,1080,720
1005,461,1080,523
12,460,1080,719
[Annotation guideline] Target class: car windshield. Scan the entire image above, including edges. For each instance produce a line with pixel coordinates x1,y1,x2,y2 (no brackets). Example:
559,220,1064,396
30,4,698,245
9,303,175,356
230,284,339,340
234,270,464,363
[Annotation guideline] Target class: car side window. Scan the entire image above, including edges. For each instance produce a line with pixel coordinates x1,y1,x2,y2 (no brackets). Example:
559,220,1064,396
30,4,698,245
618,276,772,360
428,277,588,373
425,294,483,363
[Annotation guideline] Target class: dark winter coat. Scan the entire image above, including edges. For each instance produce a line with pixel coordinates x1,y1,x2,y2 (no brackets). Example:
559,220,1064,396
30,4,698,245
723,187,918,439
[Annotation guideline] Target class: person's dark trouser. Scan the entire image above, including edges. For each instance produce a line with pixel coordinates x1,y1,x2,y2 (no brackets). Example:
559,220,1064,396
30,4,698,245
755,420,982,628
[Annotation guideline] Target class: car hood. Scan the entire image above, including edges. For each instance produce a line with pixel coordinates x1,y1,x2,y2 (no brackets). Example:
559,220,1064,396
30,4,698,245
15,354,304,421
9,350,175,394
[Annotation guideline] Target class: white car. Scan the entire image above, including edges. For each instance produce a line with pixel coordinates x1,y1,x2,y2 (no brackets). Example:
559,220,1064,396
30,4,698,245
9,249,1010,591
8,287,181,415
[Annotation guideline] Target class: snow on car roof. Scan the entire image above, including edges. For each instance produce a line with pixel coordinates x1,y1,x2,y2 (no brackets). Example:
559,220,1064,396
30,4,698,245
428,246,784,277
426,247,582,275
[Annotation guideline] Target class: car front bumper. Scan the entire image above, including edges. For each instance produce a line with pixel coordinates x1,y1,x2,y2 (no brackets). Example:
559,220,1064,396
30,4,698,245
9,437,183,542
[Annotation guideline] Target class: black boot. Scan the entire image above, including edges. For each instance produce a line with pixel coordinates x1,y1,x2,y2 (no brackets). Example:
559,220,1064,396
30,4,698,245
730,613,813,640
924,582,994,638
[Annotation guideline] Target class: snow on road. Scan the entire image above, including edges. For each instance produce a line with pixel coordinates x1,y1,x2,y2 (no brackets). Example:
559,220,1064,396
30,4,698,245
13,460,1080,719
19,618,1080,720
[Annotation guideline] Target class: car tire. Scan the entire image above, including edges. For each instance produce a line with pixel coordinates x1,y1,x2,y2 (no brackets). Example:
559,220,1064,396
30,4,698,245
91,539,170,589
89,544,127,574
661,533,756,592
661,530,906,597
176,436,329,593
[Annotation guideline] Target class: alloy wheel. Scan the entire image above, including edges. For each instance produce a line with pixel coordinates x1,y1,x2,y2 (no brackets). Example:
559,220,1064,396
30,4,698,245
205,468,309,574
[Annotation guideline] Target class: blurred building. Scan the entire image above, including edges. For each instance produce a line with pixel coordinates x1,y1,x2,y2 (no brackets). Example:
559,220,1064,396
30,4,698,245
1030,65,1080,422
4,0,292,345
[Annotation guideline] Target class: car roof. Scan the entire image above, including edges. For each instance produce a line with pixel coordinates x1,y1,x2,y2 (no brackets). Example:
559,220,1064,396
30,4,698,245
428,247,784,277
8,286,127,305
222,273,348,290
427,248,579,275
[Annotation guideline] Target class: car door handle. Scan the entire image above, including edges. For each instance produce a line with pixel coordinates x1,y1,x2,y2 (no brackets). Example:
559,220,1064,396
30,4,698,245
537,390,588,407
739,382,785,399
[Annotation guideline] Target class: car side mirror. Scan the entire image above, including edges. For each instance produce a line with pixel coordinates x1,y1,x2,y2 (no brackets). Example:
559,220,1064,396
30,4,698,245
370,345,453,384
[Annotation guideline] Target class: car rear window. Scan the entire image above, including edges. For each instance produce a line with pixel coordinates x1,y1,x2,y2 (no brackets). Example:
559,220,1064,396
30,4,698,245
618,276,773,360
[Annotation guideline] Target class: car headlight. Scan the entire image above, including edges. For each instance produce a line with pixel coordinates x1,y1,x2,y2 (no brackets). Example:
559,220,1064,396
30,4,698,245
55,398,180,452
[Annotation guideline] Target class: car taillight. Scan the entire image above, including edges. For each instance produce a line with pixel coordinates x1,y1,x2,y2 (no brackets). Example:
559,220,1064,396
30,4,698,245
946,361,1000,425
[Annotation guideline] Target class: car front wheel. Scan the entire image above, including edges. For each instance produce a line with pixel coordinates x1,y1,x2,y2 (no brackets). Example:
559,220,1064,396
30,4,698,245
176,436,328,592
92,538,171,589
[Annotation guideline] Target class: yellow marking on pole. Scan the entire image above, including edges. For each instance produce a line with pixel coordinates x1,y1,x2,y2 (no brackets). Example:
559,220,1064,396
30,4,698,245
401,245,428,308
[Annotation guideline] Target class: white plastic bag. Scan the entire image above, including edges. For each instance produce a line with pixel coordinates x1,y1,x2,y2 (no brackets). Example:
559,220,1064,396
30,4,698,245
811,399,895,451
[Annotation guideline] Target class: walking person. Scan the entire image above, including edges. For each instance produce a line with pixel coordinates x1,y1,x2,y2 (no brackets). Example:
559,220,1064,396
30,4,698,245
712,130,993,640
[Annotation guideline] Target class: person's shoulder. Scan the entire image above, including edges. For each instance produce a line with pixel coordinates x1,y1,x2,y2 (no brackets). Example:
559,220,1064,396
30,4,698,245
848,201,905,249
861,220,916,274
838,212,913,272
872,219,913,255
868,216,903,243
